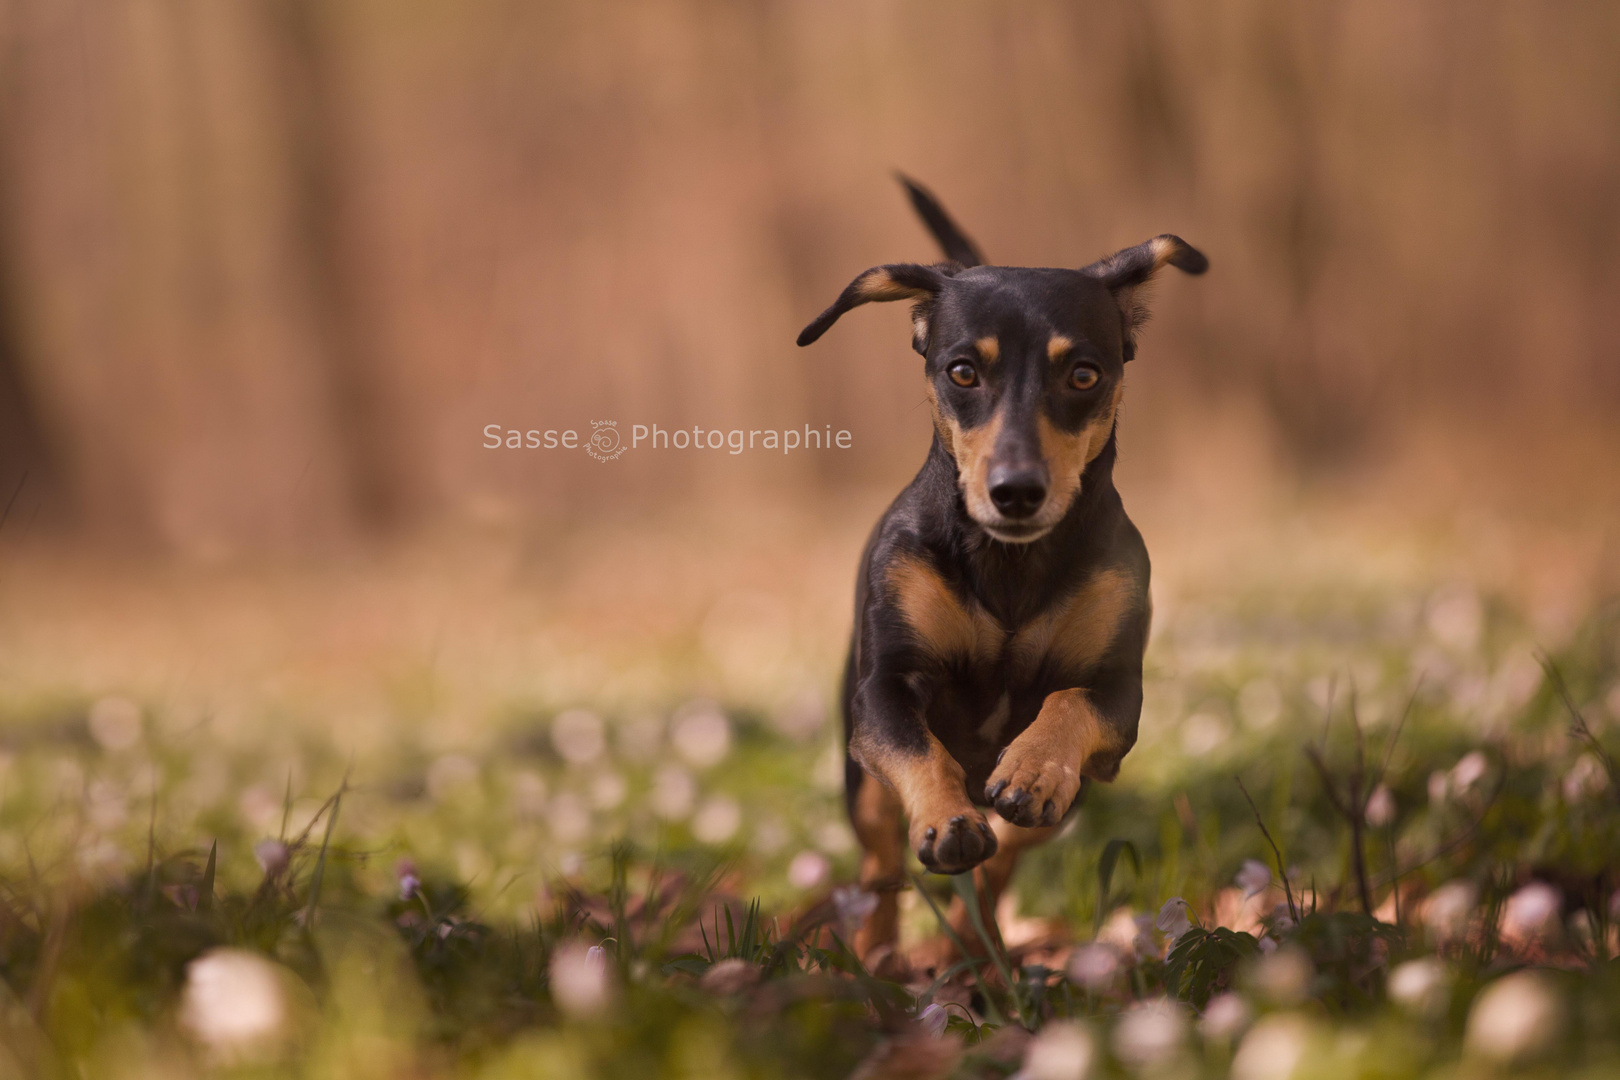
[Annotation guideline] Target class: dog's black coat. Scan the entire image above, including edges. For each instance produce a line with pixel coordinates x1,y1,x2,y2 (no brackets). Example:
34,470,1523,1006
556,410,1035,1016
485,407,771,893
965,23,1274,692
798,177,1205,871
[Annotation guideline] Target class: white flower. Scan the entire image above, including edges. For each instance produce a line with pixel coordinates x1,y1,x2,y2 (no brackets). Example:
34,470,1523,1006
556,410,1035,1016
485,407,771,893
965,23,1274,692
551,709,606,765
547,793,592,844
1198,992,1251,1041
511,770,548,818
88,697,142,751
691,795,742,844
1427,770,1450,805
1249,946,1312,1004
1450,751,1488,793
550,942,611,1018
1155,897,1193,942
650,765,696,820
787,850,829,890
1113,998,1187,1068
1363,784,1395,827
1422,880,1478,943
833,886,880,938
917,1002,949,1037
1386,957,1448,1017
1464,971,1563,1062
670,702,731,768
589,771,626,810
1235,859,1272,899
1501,882,1561,941
1066,942,1121,991
1231,1013,1311,1080
179,948,291,1061
1181,712,1230,756
1019,1019,1094,1080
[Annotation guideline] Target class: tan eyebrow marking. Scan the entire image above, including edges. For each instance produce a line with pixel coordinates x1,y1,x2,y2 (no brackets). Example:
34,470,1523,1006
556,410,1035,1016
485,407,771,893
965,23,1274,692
974,336,1000,363
1047,334,1074,361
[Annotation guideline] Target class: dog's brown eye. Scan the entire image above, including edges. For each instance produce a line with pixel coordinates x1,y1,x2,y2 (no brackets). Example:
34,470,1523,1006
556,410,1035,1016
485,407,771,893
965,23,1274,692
947,362,978,388
1069,364,1100,391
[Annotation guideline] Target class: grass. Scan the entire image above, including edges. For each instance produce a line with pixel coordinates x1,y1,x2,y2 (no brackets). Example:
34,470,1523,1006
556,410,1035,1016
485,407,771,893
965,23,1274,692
0,562,1617,1078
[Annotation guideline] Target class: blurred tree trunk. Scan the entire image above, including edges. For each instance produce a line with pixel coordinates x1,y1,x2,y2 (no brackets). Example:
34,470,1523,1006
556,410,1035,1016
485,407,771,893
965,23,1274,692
0,0,371,553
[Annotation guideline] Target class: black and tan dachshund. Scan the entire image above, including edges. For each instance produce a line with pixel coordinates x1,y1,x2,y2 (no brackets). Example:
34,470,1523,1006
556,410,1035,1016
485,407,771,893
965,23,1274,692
797,177,1207,965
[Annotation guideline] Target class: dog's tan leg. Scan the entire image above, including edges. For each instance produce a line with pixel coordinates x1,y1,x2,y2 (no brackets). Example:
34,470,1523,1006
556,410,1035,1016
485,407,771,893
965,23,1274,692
850,772,905,964
854,732,997,874
985,688,1131,828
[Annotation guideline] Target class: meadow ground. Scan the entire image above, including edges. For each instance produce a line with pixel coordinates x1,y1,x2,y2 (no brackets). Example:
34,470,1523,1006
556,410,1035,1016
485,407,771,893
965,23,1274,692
0,472,1617,1079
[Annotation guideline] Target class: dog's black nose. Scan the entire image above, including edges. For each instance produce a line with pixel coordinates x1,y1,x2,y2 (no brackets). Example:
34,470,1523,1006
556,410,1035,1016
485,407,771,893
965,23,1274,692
987,464,1048,519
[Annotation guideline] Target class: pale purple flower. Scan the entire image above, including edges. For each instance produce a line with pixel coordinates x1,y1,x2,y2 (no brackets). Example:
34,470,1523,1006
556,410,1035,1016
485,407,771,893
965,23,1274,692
833,885,879,938
396,859,420,901
917,1002,949,1037
1155,897,1193,942
1235,859,1271,899
550,942,611,1018
252,839,289,876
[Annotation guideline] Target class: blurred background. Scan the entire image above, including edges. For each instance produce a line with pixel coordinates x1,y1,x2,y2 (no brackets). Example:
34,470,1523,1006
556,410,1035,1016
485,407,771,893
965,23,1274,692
0,0,1616,743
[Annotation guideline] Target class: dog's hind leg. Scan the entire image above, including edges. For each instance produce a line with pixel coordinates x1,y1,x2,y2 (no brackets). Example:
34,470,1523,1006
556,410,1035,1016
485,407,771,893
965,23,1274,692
934,817,1058,965
849,768,906,970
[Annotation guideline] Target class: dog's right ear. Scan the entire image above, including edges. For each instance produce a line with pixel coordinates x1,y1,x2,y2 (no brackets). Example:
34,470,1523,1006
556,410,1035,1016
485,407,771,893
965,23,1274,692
796,263,949,351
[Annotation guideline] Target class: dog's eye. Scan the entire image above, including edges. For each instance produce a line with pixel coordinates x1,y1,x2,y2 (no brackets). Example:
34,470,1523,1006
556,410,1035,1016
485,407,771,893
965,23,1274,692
1069,364,1100,391
947,362,978,388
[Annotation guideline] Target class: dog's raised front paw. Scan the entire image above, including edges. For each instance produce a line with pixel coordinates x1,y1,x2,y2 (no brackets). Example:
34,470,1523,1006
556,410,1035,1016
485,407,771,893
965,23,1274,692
912,812,997,874
985,753,1082,828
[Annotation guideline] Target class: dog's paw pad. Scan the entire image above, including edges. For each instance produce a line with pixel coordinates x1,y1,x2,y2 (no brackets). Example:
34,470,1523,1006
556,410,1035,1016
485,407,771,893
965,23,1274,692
916,813,996,874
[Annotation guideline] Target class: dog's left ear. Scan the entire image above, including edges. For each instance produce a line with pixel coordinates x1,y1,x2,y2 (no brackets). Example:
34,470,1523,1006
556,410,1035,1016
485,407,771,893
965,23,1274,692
796,263,949,350
1082,235,1207,361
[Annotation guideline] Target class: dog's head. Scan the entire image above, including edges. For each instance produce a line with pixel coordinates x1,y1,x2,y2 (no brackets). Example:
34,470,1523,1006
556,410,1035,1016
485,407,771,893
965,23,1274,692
797,190,1207,543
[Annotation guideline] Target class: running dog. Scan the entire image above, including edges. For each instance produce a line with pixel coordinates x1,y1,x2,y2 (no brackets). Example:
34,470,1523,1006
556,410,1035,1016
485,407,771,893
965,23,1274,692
796,177,1207,964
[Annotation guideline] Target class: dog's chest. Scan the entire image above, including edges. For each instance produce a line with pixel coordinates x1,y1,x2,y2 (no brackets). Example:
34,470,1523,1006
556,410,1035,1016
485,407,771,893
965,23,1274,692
890,556,1135,682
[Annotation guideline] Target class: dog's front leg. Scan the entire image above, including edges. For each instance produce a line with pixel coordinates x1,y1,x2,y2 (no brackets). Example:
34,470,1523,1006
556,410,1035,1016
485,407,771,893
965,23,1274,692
850,672,996,875
985,686,1137,828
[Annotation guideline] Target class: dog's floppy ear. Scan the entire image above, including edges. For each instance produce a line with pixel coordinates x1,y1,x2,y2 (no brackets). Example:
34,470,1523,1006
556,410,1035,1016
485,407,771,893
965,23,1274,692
1082,235,1207,361
796,263,949,350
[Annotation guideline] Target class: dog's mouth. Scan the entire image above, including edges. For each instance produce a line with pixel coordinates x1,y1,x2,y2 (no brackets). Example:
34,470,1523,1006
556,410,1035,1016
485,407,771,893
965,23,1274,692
980,520,1052,544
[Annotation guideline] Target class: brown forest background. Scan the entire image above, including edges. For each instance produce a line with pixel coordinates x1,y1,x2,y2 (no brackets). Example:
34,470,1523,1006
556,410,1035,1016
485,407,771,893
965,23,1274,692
0,0,1617,554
